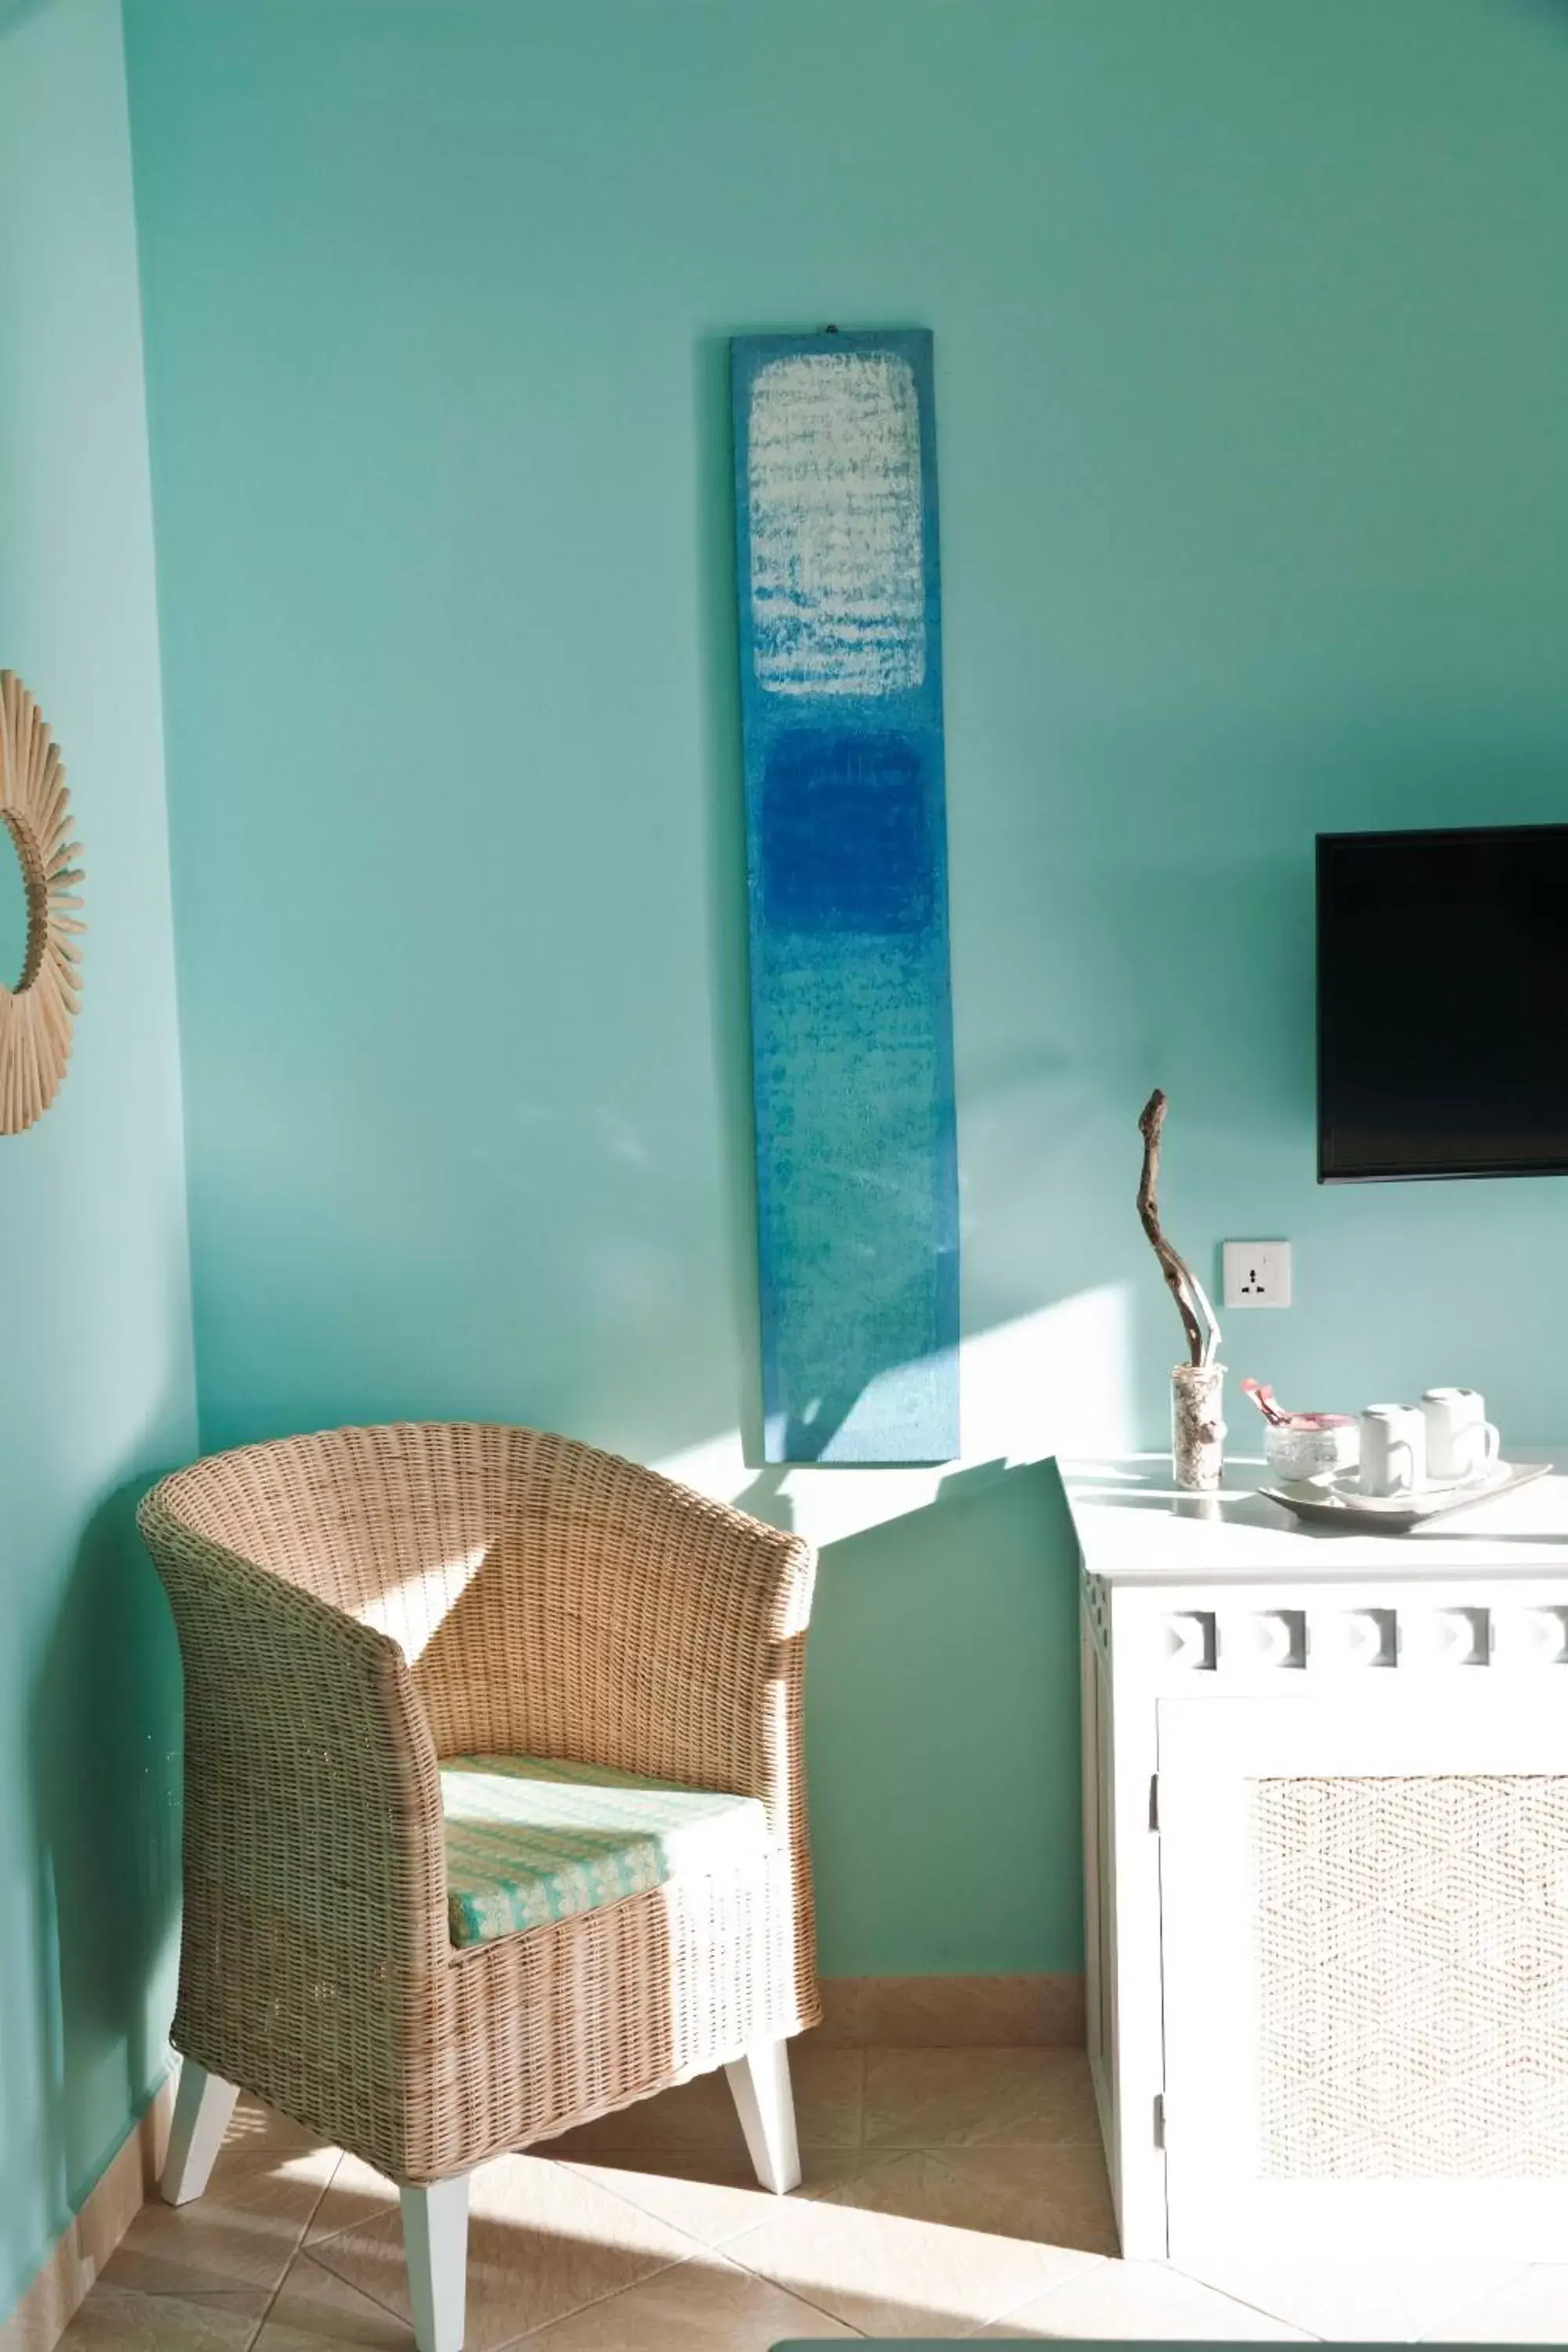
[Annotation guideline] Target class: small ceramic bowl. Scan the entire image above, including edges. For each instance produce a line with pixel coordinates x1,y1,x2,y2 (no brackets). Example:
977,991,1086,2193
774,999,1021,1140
1264,1415,1359,1482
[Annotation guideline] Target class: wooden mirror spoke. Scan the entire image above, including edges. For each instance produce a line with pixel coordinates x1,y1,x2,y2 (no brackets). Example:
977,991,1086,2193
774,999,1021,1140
0,672,84,1134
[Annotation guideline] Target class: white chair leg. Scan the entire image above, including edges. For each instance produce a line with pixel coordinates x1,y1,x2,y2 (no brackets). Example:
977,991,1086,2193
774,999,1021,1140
401,2175,470,2352
161,2060,241,2205
726,2037,801,2194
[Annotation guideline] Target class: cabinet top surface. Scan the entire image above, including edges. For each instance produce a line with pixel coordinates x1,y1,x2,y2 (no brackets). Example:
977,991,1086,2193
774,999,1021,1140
1063,1450,1568,1584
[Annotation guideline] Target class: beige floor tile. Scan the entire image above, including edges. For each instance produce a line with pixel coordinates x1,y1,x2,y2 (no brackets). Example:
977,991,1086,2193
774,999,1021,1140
1426,2264,1568,2341
558,2149,873,2249
219,2099,336,2169
305,2152,400,2248
534,2068,744,2160
906,2146,1119,2254
1186,2247,1524,2342
523,2247,859,2351
865,2049,1099,2150
55,2284,263,2351
723,2157,1095,2336
100,2143,332,2299
980,2256,1312,2339
590,2135,1115,2259
541,2046,862,2161
310,2149,695,2351
252,2253,412,2349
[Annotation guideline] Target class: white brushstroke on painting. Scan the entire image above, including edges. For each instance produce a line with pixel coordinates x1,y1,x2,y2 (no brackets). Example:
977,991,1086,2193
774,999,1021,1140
749,353,925,697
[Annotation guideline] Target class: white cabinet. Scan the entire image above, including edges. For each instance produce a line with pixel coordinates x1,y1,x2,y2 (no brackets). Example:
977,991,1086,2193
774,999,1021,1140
1069,1457,1568,2270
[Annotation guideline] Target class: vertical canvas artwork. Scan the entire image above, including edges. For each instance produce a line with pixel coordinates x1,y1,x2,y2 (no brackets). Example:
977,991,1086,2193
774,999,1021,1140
731,328,959,1465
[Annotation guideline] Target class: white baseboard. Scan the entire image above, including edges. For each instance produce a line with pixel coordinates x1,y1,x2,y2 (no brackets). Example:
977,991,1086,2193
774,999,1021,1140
0,2077,173,2352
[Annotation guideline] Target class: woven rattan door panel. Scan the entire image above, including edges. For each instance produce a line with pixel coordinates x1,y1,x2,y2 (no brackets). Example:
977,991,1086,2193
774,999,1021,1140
1159,1694,1568,2272
1256,1775,1568,2180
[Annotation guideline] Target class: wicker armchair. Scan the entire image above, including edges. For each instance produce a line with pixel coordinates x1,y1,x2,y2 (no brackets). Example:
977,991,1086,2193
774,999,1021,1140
139,1423,820,2352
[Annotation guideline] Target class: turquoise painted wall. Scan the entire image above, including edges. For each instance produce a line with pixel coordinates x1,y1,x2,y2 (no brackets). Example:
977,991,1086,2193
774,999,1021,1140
0,0,197,2317
123,0,1568,1979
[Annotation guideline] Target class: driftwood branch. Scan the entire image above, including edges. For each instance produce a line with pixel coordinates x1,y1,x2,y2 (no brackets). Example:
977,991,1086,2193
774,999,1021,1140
1136,1087,1220,1370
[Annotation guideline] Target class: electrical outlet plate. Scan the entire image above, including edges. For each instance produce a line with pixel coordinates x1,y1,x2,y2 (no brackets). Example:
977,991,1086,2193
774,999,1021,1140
1223,1239,1292,1308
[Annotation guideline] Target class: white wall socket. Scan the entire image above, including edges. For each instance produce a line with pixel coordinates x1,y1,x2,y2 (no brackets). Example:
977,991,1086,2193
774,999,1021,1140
1222,1239,1292,1308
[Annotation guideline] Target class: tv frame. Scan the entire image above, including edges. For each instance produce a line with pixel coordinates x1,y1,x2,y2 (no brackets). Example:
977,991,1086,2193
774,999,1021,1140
1316,821,1568,1186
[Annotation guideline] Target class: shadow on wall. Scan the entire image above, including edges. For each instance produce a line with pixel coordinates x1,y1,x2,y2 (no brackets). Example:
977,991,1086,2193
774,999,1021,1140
693,326,764,1467
805,1456,1082,1977
17,1479,182,2262
0,0,53,34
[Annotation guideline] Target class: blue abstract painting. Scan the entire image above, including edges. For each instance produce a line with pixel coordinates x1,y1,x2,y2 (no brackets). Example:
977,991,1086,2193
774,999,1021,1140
731,328,959,1465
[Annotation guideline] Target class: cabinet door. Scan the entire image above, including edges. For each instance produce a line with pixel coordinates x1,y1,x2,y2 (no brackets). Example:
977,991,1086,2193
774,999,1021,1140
1159,1690,1568,2272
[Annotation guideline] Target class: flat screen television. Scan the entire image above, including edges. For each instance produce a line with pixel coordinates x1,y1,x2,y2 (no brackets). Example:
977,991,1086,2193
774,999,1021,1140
1318,823,1568,1182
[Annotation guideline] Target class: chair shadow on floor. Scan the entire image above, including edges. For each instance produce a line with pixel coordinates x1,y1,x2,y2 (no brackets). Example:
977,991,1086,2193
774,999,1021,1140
70,2042,1143,2349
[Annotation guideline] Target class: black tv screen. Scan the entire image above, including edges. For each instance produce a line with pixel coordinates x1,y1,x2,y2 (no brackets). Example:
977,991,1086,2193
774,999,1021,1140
1318,824,1568,1182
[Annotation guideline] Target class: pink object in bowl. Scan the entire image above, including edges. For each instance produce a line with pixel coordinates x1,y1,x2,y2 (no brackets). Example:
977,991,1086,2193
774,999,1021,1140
1263,1412,1359,1480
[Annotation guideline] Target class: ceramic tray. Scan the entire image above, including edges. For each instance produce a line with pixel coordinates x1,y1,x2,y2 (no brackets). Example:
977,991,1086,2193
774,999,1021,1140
1260,1457,1551,1534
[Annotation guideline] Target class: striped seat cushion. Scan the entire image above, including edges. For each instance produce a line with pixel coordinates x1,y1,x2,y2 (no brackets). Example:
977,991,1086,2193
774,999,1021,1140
439,1752,771,1949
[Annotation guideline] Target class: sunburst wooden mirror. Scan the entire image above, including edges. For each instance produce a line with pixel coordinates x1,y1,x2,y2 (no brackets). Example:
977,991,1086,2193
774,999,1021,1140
0,672,83,1133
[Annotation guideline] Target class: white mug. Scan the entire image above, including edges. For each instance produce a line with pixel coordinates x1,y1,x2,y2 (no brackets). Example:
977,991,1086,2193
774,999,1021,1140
1360,1403,1426,1497
1422,1388,1500,1484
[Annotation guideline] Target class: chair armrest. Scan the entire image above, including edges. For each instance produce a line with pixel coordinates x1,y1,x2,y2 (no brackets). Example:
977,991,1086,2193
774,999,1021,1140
586,1464,816,1837
140,1484,449,1984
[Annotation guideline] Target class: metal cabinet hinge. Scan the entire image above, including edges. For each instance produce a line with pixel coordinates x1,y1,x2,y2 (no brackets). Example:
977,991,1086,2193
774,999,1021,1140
1149,1772,1160,1831
1153,2092,1167,2149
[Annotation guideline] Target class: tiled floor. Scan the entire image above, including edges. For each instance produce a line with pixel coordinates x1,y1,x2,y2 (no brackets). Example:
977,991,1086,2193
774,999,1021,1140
53,2047,1568,2347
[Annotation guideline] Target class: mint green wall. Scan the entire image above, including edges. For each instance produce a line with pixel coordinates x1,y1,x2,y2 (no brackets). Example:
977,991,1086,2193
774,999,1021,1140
0,0,197,2318
122,0,1568,1979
